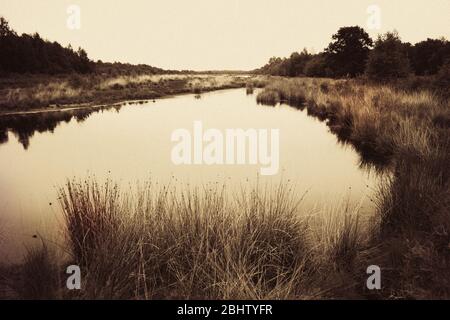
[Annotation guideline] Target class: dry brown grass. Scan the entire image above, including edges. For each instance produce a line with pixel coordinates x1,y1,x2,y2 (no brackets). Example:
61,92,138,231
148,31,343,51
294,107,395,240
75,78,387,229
2,179,368,300
257,77,450,298
4,77,448,299
0,74,254,112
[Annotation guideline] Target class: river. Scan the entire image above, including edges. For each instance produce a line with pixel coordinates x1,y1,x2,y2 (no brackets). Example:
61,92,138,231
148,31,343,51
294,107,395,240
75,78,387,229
0,88,379,262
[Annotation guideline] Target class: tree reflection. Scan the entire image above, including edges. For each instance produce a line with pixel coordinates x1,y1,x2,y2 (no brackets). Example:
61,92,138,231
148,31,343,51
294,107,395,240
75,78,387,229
0,105,122,149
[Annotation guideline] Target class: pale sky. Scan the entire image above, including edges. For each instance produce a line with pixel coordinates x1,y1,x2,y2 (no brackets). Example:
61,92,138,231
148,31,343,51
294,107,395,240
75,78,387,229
1,0,449,70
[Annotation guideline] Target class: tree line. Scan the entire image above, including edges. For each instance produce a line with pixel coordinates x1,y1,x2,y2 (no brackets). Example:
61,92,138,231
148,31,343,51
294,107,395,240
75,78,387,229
0,17,178,77
2,16,449,81
255,26,450,80
0,17,94,75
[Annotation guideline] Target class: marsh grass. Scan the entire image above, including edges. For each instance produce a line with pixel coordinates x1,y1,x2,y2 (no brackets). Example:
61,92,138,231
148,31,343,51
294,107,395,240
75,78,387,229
17,244,60,299
0,74,254,112
4,77,449,299
2,179,370,300
257,77,450,298
246,82,255,95
59,179,313,299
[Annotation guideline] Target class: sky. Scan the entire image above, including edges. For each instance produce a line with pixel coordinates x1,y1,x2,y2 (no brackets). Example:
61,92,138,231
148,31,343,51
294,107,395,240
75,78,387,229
1,0,449,71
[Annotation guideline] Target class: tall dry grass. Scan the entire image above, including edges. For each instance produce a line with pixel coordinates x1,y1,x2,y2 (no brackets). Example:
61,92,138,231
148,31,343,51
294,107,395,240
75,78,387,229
4,179,369,300
5,77,448,299
0,74,253,111
257,77,450,298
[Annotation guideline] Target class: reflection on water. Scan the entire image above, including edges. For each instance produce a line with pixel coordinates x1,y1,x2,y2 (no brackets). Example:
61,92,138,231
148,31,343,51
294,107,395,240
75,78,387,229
0,89,380,262
0,105,123,149
273,101,392,171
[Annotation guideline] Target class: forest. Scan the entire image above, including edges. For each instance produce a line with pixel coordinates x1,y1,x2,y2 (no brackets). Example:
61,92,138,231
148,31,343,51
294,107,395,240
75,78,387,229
0,17,178,77
255,26,450,85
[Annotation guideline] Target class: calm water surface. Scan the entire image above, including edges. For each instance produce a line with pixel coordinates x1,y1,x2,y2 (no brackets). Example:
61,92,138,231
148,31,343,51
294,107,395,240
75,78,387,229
0,89,379,262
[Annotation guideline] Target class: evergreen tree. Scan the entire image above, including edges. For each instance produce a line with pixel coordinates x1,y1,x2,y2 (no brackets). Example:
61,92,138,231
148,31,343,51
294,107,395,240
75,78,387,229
0,16,94,75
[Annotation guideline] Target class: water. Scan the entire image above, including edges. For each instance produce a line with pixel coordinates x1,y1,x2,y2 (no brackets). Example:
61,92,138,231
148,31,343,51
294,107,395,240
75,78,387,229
0,89,379,262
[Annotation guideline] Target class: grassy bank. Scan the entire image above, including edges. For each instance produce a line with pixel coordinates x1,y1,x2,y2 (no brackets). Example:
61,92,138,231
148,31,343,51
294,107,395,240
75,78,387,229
257,78,450,298
2,77,448,299
1,179,375,300
0,74,262,113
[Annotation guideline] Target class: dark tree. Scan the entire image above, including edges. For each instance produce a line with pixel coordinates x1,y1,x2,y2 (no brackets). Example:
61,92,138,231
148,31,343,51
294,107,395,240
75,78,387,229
255,49,312,77
325,26,373,77
0,16,94,75
304,54,332,77
366,31,410,80
434,60,450,93
0,16,16,36
409,38,450,75
255,57,285,76
287,49,312,77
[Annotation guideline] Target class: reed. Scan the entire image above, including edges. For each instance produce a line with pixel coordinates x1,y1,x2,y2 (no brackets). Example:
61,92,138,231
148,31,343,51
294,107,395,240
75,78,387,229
0,179,367,299
257,77,450,298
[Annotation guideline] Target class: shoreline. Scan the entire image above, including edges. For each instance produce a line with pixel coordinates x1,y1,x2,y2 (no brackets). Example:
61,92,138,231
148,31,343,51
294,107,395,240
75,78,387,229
0,73,260,116
1,76,449,299
0,85,246,117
